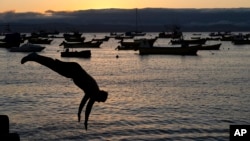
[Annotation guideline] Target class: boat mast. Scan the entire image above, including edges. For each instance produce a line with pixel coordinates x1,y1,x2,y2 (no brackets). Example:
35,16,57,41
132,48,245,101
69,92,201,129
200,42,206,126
135,8,138,32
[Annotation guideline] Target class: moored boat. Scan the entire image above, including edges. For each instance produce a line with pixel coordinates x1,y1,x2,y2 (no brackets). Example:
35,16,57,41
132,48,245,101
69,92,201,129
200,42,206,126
0,41,21,48
63,32,82,39
28,38,53,44
117,37,157,50
171,38,206,45
199,43,221,50
0,32,22,48
64,37,85,42
232,39,250,45
9,43,45,52
59,41,102,48
92,36,110,42
60,49,91,58
138,41,200,55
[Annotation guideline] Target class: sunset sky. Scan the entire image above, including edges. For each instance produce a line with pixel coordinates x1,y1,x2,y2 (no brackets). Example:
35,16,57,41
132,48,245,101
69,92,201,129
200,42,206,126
1,0,250,13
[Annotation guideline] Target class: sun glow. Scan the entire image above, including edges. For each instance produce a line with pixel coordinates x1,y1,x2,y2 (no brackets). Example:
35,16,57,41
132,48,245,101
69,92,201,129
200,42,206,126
82,1,136,10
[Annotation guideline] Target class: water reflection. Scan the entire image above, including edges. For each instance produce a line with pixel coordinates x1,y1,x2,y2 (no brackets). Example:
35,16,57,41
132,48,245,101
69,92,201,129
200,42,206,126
0,32,249,140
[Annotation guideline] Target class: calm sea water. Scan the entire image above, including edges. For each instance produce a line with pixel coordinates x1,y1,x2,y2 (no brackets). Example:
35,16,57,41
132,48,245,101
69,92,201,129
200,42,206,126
0,32,249,141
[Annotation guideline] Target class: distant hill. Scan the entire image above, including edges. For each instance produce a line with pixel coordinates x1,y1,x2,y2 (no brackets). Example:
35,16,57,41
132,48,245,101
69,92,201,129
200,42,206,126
1,8,250,32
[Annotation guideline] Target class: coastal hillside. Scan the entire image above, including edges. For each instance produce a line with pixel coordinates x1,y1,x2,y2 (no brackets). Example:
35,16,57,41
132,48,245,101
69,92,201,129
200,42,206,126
1,8,250,32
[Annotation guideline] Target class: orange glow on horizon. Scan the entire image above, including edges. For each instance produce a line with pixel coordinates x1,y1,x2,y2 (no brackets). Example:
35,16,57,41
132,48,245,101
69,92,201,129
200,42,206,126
0,0,250,13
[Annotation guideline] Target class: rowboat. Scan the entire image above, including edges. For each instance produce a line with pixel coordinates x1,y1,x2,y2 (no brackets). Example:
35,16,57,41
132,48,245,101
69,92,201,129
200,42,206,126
199,43,221,50
60,49,91,58
139,45,199,55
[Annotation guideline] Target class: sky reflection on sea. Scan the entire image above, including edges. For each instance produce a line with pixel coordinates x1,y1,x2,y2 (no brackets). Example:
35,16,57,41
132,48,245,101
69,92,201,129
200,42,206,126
0,32,249,140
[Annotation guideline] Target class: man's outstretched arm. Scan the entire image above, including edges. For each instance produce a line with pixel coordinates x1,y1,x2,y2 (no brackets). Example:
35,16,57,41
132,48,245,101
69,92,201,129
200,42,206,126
78,95,89,122
84,99,95,130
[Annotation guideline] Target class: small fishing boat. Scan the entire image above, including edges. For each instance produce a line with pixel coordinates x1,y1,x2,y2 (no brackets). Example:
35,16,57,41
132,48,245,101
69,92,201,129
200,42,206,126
199,43,221,50
9,43,45,52
60,49,91,58
232,39,250,45
171,38,206,45
28,37,53,44
138,41,199,55
59,41,102,48
117,38,158,50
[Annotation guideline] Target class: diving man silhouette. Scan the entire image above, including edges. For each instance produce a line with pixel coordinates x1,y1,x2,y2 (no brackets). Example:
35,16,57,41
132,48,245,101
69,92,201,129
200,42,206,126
21,53,108,130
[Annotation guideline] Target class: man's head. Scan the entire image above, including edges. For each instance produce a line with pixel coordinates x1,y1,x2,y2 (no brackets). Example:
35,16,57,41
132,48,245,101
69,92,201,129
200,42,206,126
96,90,108,102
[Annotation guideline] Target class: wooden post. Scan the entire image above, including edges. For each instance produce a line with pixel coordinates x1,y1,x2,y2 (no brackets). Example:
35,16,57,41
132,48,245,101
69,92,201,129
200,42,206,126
0,115,9,135
0,115,20,141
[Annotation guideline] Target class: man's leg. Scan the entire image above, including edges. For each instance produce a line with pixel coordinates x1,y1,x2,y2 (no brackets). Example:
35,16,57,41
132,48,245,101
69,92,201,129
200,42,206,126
21,53,76,78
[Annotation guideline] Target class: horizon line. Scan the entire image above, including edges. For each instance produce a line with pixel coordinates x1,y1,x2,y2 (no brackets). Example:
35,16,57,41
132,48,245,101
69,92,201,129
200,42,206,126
1,7,250,14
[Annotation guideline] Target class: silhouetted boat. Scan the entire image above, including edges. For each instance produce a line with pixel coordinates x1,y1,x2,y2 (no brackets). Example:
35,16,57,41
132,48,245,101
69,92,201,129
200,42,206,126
29,30,60,38
117,37,157,50
139,41,199,55
59,41,102,48
109,32,124,37
205,37,221,41
220,35,234,41
28,38,53,44
62,32,85,42
114,35,134,40
117,41,140,50
9,43,45,52
171,38,206,45
0,41,20,48
92,36,110,42
134,37,158,46
209,31,232,37
232,39,250,45
61,49,91,58
125,31,146,36
158,25,183,39
0,33,22,48
199,43,222,50
158,31,182,39
124,8,146,37
64,37,85,42
63,32,82,39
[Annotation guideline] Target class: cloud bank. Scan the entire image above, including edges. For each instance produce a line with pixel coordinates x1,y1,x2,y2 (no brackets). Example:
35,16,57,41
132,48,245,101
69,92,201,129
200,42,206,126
1,8,250,32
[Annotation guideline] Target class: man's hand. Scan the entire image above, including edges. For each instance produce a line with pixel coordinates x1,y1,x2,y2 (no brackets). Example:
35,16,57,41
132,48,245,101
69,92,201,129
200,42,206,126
84,121,88,130
78,113,81,122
